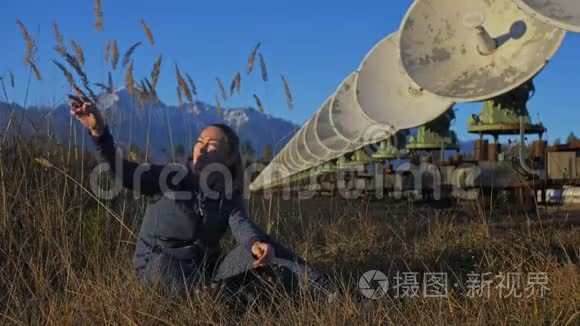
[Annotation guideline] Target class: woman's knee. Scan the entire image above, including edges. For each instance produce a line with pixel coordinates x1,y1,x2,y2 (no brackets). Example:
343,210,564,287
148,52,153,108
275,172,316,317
138,251,203,293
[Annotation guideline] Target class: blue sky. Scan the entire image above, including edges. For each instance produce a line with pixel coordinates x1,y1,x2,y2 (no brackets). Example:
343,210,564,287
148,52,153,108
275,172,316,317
1,0,578,143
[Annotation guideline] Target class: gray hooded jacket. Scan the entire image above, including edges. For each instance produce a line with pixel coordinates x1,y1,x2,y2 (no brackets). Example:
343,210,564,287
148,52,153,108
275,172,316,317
90,127,268,283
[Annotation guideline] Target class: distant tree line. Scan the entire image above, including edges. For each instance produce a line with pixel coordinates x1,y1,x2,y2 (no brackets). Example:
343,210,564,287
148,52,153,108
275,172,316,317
240,141,272,164
553,131,578,145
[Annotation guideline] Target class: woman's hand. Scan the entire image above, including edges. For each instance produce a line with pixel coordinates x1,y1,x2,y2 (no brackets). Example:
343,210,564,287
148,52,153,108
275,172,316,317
251,241,276,267
68,88,105,136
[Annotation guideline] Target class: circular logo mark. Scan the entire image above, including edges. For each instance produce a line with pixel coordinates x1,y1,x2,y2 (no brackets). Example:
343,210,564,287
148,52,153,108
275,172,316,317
359,270,389,299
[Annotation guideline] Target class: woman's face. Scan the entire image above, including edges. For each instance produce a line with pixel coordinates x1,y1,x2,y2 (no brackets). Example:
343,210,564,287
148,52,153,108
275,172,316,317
192,126,231,171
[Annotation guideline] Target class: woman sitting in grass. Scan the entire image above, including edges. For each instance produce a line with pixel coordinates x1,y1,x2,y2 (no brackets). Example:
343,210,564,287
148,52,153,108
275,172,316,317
69,91,332,302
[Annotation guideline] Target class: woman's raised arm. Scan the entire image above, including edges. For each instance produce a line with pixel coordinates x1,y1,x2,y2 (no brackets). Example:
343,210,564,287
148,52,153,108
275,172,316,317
70,94,191,196
90,126,191,196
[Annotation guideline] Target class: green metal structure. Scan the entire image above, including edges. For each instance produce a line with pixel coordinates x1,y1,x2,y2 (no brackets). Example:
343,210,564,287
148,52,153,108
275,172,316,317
312,160,338,176
372,131,410,160
407,109,459,151
468,81,545,136
337,148,374,170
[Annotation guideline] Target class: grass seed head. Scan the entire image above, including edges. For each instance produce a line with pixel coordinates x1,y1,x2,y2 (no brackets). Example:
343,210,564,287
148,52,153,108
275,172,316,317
141,19,155,45
246,42,261,74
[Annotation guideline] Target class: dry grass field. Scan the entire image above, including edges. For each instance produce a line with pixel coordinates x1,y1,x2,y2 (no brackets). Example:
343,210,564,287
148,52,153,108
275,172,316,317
0,138,578,325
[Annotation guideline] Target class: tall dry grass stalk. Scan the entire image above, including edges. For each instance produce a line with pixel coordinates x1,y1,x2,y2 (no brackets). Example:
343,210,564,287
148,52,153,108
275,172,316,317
176,86,184,106
141,19,155,45
28,60,42,81
53,60,75,89
108,71,114,91
71,84,89,102
57,49,97,101
214,95,223,118
95,72,118,95
229,73,237,97
125,61,135,94
16,20,36,65
253,93,265,114
216,77,227,101
112,40,119,70
104,39,111,62
230,72,242,96
122,42,142,68
259,53,268,82
94,0,104,31
229,72,241,96
59,50,87,85
136,80,148,103
281,74,293,110
9,71,14,88
235,72,241,95
185,73,197,96
33,157,55,169
70,40,85,66
175,65,192,103
94,82,110,93
144,79,157,103
246,42,261,74
52,22,66,56
150,55,162,88
94,72,114,93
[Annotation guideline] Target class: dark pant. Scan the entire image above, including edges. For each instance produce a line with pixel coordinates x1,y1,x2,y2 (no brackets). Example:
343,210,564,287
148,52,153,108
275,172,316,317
137,238,331,299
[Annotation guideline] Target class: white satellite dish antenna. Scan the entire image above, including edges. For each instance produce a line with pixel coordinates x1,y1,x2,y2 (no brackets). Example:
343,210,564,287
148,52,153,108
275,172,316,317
283,140,302,172
291,128,310,170
272,141,293,174
276,147,296,174
356,32,455,129
252,166,270,191
399,0,565,102
314,96,355,154
296,117,322,166
329,72,392,144
514,0,580,33
303,112,335,162
251,158,291,190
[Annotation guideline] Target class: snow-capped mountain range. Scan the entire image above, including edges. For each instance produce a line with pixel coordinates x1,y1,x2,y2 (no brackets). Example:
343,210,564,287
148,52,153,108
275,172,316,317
0,89,299,163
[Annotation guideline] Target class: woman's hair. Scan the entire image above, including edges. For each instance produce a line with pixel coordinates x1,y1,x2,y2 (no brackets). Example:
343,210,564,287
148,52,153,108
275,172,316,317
206,123,245,195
